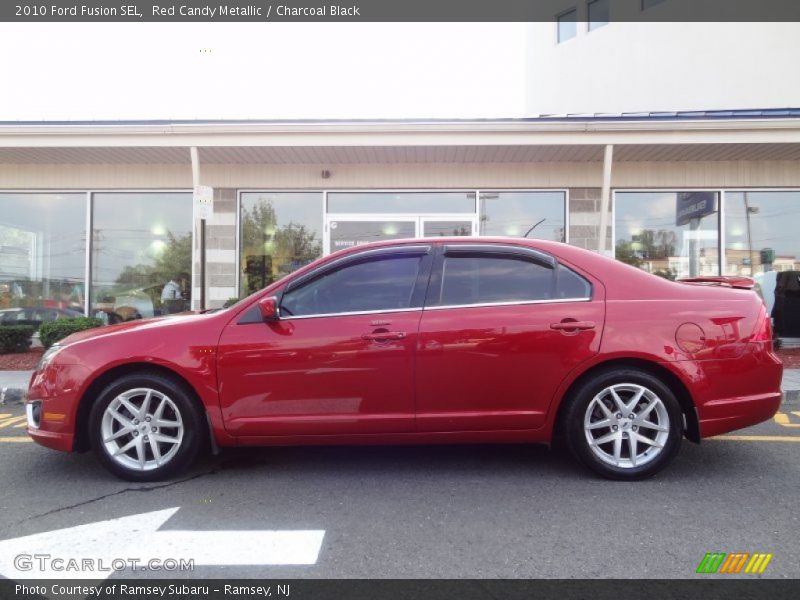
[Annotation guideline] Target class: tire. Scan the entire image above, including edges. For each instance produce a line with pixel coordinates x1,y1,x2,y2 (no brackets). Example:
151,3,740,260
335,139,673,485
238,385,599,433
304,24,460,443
562,368,683,480
88,371,204,481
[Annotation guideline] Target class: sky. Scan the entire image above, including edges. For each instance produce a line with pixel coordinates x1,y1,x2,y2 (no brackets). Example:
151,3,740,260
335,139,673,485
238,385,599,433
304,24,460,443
0,23,527,121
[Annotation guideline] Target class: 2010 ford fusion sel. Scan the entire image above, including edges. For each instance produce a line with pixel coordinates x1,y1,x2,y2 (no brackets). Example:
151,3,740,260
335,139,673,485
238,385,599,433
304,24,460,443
26,238,783,481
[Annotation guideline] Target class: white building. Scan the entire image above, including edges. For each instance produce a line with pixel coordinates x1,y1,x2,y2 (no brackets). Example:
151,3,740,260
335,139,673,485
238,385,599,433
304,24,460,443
526,7,800,115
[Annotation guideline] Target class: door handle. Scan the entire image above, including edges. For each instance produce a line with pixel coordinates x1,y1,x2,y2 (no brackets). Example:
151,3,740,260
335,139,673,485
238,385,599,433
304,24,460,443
362,331,407,342
550,320,595,331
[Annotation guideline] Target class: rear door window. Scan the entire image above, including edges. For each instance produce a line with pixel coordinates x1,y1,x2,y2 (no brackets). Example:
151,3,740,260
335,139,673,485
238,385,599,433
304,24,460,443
438,254,555,306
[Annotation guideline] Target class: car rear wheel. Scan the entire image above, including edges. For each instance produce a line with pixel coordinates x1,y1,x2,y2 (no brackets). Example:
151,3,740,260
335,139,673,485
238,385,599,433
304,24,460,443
88,372,204,481
563,368,683,480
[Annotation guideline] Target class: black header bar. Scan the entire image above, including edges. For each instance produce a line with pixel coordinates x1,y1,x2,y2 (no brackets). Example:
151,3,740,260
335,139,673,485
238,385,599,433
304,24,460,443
3,0,800,22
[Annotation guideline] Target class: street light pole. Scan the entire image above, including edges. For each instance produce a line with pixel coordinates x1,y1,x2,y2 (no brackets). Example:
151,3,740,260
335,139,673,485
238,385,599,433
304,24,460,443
744,192,758,276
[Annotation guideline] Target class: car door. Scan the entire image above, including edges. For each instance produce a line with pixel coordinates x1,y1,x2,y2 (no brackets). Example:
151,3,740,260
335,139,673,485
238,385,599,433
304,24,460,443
217,245,432,437
415,243,604,432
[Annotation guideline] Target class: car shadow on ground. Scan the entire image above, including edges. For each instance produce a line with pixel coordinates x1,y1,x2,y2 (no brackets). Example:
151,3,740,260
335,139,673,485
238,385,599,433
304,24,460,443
7,435,781,490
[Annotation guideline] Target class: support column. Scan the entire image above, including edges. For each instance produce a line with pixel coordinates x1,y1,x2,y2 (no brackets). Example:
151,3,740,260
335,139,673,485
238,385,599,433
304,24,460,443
598,144,614,256
189,147,204,311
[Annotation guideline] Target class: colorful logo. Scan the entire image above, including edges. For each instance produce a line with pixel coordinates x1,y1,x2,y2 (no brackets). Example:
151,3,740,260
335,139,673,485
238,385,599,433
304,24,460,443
696,553,773,574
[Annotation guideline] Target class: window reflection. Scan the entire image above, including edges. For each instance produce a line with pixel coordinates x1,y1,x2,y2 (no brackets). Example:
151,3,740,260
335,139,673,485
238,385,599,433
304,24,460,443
329,220,415,254
614,191,720,280
91,193,192,323
239,192,323,296
725,191,800,337
480,191,565,242
328,192,475,214
281,256,422,316
0,193,86,326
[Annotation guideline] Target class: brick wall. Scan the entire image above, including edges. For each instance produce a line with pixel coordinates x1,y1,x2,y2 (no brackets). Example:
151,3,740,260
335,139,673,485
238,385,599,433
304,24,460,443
568,188,612,254
195,188,238,309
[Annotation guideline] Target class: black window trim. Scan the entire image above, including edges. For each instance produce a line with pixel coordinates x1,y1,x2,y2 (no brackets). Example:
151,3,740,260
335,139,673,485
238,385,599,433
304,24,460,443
425,244,593,310
273,245,433,320
443,244,556,269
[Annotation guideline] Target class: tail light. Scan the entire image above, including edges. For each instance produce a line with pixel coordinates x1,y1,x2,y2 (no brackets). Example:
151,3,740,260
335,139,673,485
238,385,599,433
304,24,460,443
750,303,773,349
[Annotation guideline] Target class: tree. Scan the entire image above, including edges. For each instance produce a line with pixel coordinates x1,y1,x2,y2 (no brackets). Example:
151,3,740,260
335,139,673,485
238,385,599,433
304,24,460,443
616,229,679,281
240,198,322,294
615,240,643,268
112,231,192,308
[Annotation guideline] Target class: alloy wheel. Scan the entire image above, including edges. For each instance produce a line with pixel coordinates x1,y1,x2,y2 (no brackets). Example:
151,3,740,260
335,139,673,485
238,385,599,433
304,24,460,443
583,383,670,469
100,387,184,471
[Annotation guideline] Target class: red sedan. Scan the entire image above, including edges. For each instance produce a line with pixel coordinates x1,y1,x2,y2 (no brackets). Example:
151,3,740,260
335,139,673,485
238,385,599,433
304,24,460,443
25,238,782,481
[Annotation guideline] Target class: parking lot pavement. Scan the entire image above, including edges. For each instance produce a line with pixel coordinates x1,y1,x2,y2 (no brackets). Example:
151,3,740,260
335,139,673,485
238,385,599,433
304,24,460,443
0,402,799,580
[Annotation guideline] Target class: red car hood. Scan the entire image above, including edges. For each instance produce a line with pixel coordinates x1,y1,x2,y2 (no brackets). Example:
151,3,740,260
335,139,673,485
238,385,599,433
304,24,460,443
60,312,209,345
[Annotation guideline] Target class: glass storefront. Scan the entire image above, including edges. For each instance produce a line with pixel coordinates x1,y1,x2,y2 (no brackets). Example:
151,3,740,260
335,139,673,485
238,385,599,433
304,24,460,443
329,219,417,252
724,191,800,337
614,189,800,337
614,191,720,280
480,191,566,241
91,193,193,323
0,193,87,325
320,190,566,254
328,192,476,214
239,192,323,297
724,191,800,277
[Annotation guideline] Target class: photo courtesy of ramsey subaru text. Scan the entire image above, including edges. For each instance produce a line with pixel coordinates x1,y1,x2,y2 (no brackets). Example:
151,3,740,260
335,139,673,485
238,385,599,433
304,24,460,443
25,238,782,481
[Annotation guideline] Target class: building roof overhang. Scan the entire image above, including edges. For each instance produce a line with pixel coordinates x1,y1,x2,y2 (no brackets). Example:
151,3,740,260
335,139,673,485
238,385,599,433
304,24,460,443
1,113,799,164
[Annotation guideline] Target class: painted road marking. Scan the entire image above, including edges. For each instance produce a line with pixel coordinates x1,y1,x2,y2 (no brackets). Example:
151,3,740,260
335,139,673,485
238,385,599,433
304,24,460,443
711,435,800,442
0,437,31,443
774,411,800,428
0,507,325,581
0,415,26,429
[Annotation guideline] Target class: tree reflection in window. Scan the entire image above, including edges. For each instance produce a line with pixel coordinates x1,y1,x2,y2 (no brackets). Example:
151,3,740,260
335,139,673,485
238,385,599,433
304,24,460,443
239,195,323,296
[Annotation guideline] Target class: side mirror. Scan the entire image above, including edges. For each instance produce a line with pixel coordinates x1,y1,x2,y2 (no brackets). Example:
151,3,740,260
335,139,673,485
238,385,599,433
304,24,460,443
258,296,280,321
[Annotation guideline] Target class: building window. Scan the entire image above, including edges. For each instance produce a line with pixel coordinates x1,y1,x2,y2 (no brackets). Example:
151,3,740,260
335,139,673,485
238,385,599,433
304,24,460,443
0,193,87,324
724,191,800,337
91,192,193,323
327,192,475,214
326,191,477,254
614,191,720,280
239,192,323,297
480,191,566,242
557,9,578,43
641,0,666,9
588,0,609,30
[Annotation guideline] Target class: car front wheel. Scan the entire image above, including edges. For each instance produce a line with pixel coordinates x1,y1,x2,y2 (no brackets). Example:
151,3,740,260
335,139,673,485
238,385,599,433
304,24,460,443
563,369,683,480
88,372,204,481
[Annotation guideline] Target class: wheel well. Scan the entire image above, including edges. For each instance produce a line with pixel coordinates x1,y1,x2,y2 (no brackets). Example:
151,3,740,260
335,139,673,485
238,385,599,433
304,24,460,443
73,363,209,452
553,358,700,443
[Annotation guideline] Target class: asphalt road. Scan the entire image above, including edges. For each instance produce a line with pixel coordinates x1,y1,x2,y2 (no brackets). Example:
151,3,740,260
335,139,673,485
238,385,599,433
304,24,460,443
0,401,799,580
